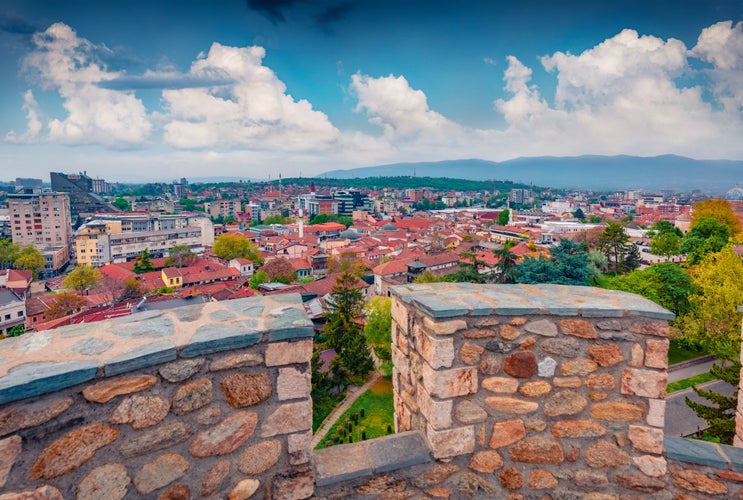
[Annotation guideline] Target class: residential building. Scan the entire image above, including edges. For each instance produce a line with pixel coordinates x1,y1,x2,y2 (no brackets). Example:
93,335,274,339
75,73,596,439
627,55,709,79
8,191,73,275
0,289,25,335
205,199,241,220
50,172,115,221
75,213,214,266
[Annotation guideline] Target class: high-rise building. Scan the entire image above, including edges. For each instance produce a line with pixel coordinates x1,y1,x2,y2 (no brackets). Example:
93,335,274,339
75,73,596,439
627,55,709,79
50,172,115,223
8,191,73,275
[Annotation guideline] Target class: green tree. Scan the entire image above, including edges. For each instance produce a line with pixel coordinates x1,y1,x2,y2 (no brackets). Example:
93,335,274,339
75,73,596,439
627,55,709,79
120,278,148,301
676,247,743,358
650,232,682,260
248,270,269,289
602,262,694,317
14,245,46,278
263,214,288,225
64,265,102,291
597,222,638,274
498,209,510,226
212,233,262,263
685,360,739,445
324,271,374,379
572,208,585,220
165,245,195,268
179,198,196,211
455,248,487,283
309,213,337,225
647,220,683,238
133,248,155,274
6,324,25,337
681,217,730,265
492,240,519,283
112,197,131,211
517,240,592,286
0,240,20,269
364,297,392,363
414,270,453,283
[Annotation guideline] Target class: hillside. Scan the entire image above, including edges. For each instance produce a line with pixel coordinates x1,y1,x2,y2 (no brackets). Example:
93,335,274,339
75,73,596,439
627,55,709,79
319,155,743,192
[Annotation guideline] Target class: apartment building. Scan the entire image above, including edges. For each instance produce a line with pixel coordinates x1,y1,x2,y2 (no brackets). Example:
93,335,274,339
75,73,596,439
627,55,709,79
7,191,73,275
76,213,214,266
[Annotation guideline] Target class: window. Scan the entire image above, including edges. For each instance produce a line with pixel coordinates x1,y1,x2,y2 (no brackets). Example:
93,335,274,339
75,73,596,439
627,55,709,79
17,311,23,317
4,314,10,320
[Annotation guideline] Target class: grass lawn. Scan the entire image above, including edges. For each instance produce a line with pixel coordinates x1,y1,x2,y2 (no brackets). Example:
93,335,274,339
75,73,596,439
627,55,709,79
667,372,717,393
668,339,707,365
315,377,394,450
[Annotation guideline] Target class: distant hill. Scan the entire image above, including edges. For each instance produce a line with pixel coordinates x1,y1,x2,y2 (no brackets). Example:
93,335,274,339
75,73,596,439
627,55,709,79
319,155,743,193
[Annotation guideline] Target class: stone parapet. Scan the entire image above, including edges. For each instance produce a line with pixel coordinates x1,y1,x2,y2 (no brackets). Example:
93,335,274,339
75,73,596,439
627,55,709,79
390,283,677,496
0,296,314,499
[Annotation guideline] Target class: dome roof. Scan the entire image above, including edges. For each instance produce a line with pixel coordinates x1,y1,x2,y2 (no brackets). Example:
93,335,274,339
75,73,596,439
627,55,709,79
340,229,360,240
724,185,743,201
381,223,397,231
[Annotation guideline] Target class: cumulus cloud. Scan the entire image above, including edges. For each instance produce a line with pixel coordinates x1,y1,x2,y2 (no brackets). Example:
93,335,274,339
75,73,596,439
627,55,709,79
5,90,42,144
350,73,462,142
20,23,151,147
161,43,339,150
691,20,743,111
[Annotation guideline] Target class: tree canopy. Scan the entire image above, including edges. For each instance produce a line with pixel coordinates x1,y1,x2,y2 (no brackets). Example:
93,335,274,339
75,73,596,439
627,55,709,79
64,265,102,291
212,233,262,263
597,222,639,274
602,262,694,317
165,245,196,268
262,257,296,283
0,240,20,269
681,217,730,265
45,292,89,321
517,239,593,286
691,199,741,236
14,245,46,278
133,248,155,274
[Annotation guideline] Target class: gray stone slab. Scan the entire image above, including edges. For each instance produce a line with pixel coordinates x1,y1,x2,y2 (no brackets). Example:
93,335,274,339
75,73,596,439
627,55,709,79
57,322,102,338
412,298,470,318
104,341,177,377
69,338,115,356
209,310,237,321
267,327,314,342
314,441,373,487
720,442,743,472
175,303,205,322
664,436,728,469
368,431,432,473
113,315,175,339
112,310,163,324
180,324,261,358
0,361,98,404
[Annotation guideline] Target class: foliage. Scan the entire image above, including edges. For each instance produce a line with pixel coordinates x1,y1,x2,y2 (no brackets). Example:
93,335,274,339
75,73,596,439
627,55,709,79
647,220,683,238
691,199,741,236
601,262,694,316
685,359,740,445
413,270,454,283
668,338,707,365
597,222,639,274
681,217,730,265
0,240,20,269
650,232,682,259
316,377,394,449
263,214,288,225
572,208,585,220
64,265,102,291
133,248,155,274
120,278,148,301
309,213,353,227
324,272,374,379
675,247,743,359
498,209,510,226
455,248,487,283
45,291,88,320
179,198,197,211
14,245,46,278
517,240,592,285
412,198,447,211
364,297,392,362
327,252,366,276
212,233,262,263
6,324,25,337
311,347,344,432
667,372,715,393
492,240,519,283
248,270,269,289
155,286,175,294
262,257,296,283
164,244,196,268
112,197,131,211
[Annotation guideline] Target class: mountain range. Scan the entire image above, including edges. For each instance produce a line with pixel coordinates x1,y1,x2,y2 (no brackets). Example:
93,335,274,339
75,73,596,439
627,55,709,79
319,155,743,193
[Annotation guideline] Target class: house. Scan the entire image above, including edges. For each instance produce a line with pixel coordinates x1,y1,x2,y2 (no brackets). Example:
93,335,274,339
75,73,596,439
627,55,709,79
229,258,254,277
0,289,26,335
162,268,183,289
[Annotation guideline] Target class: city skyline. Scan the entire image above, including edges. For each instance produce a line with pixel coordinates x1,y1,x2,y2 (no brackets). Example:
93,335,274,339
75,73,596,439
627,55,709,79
1,0,742,182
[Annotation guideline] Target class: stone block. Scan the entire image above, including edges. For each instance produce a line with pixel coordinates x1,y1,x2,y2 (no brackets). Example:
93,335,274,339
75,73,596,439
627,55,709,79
459,342,485,365
621,368,667,398
237,439,282,474
368,430,432,473
220,372,272,408
109,395,170,429
588,343,625,367
180,326,260,358
485,396,539,415
265,339,312,366
314,442,373,486
482,376,518,394
646,398,665,427
645,338,669,369
584,440,630,468
261,400,312,437
558,318,597,338
0,397,73,436
0,361,98,405
104,341,177,377
488,419,526,448
416,383,452,430
664,436,728,469
426,424,475,459
287,430,312,465
277,366,311,401
133,453,190,495
77,463,130,500
420,363,477,399
590,402,644,422
172,378,213,415
454,400,487,424
628,424,664,454
633,455,667,477
392,299,409,331
509,435,564,464
414,324,455,369
120,422,193,458
190,411,258,457
0,435,21,487
423,316,467,335
524,319,557,336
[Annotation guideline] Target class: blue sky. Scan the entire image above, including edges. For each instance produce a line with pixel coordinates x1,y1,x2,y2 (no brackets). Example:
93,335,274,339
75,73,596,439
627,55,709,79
1,0,742,183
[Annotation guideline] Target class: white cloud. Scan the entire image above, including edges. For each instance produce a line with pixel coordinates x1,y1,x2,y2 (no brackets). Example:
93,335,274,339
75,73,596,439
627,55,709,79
20,23,151,148
5,90,42,144
350,73,462,142
161,43,339,151
691,20,743,111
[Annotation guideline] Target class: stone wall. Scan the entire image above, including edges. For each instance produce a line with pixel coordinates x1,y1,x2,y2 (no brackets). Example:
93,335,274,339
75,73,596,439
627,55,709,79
390,283,680,496
0,296,314,499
